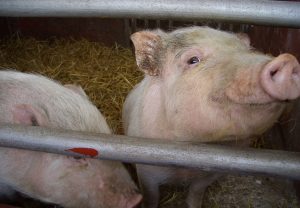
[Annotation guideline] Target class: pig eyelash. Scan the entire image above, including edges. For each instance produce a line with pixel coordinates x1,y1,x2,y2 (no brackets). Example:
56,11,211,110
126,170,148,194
187,56,200,65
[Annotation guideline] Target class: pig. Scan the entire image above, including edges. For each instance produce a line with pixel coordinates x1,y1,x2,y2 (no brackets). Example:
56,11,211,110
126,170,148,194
122,26,300,208
0,70,142,208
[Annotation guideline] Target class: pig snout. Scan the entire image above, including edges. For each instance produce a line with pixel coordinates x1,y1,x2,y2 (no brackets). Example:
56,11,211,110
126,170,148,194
261,54,300,101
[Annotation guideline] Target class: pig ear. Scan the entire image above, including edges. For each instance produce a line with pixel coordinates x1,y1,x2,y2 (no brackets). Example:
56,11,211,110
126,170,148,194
131,31,163,76
236,33,250,47
64,84,88,98
12,104,49,126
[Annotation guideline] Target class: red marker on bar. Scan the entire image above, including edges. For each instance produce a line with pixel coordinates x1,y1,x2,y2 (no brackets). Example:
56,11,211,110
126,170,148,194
66,147,98,157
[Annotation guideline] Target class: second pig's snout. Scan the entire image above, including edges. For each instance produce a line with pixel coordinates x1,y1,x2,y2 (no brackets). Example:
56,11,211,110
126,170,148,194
260,53,300,101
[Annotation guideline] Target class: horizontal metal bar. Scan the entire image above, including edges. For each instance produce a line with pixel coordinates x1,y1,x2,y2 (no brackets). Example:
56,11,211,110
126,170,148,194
0,124,299,180
0,0,299,27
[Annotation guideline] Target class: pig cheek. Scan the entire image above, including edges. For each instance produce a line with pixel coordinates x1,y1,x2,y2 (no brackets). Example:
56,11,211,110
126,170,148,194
42,157,90,189
168,84,271,141
21,154,64,198
173,99,237,140
167,74,227,139
164,67,273,140
244,104,285,134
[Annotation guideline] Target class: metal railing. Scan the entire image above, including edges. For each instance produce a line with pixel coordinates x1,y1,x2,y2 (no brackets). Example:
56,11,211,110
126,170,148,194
0,125,299,180
0,0,299,27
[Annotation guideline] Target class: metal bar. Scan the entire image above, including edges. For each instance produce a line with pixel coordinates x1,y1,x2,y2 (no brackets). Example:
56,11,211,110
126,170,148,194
0,124,300,180
0,0,299,27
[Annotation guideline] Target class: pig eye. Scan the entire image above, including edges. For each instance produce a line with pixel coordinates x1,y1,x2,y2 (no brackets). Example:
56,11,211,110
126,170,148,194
187,56,200,65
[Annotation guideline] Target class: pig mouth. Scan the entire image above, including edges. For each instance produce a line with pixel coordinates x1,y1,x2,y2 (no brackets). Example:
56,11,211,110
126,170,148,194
222,92,286,109
211,90,287,109
222,86,289,107
233,98,288,111
248,99,290,106
248,102,271,107
230,96,287,108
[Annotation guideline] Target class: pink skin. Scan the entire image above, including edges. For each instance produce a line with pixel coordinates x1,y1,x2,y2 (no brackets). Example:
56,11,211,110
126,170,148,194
0,71,142,208
123,27,300,208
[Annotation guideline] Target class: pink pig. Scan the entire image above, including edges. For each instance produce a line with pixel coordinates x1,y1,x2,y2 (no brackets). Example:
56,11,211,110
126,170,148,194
0,71,142,208
123,27,300,208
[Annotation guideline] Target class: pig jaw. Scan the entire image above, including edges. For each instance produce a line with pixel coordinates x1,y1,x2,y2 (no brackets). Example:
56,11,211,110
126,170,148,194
168,94,284,143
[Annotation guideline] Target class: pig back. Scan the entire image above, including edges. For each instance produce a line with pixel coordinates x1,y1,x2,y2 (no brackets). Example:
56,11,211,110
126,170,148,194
0,71,110,134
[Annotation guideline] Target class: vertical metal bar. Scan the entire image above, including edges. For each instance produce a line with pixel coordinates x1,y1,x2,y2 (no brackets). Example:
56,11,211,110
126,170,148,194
168,20,173,30
124,19,131,47
156,19,160,28
131,18,137,33
144,19,149,29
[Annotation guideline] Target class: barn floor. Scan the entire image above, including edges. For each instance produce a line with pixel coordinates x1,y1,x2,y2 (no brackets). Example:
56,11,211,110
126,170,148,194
0,37,299,208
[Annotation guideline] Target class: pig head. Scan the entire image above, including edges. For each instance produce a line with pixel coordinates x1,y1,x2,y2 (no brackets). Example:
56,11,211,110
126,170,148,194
0,71,142,208
124,27,300,143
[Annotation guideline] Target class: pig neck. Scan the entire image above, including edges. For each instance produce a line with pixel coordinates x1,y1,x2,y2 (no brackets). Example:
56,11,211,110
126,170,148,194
141,77,174,140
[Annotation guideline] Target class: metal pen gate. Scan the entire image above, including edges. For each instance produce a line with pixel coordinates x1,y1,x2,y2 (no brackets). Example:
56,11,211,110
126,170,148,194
0,0,300,180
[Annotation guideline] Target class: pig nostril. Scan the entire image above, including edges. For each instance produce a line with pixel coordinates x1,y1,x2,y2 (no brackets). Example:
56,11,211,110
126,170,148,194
270,69,278,78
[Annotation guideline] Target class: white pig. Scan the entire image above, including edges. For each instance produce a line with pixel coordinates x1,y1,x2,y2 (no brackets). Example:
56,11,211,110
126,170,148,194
0,70,142,208
123,27,300,208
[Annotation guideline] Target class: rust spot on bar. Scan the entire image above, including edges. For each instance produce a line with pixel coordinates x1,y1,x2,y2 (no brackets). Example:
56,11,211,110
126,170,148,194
66,148,98,157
